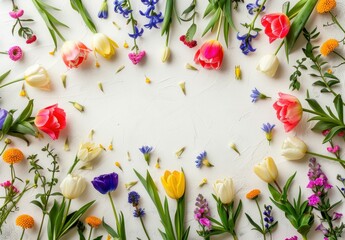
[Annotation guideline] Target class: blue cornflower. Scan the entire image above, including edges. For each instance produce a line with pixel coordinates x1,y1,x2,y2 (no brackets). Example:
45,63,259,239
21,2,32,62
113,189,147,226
133,208,145,217
250,88,270,102
237,32,258,55
98,0,109,19
195,151,214,168
139,145,153,165
128,191,140,206
114,0,133,18
246,0,266,15
261,123,275,142
129,26,144,39
139,0,163,29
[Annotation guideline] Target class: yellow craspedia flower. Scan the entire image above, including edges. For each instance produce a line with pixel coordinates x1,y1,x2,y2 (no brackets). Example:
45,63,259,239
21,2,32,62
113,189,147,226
316,0,336,13
85,216,102,228
3,148,24,164
320,39,339,56
161,170,185,199
16,214,34,229
246,189,261,200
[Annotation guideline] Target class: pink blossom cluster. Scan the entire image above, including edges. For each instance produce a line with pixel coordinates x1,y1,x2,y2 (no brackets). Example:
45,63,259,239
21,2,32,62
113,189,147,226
0,180,19,193
194,194,211,230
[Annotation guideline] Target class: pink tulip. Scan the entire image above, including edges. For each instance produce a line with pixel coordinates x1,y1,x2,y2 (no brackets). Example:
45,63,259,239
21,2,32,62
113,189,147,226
61,41,91,68
194,40,224,70
35,104,66,140
273,93,302,132
261,13,290,43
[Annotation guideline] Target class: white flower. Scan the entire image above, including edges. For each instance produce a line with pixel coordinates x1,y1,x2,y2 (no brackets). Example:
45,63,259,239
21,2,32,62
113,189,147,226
77,142,102,162
256,54,279,77
213,177,235,204
161,46,170,63
60,174,86,199
24,64,50,90
281,136,307,160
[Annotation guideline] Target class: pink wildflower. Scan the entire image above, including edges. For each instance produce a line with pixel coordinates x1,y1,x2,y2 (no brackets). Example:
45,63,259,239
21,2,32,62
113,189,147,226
9,9,24,19
26,35,37,44
308,194,320,206
8,46,23,61
128,51,146,65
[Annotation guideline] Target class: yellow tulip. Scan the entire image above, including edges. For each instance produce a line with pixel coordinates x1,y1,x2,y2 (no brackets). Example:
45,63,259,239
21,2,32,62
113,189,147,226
91,33,119,59
161,170,185,199
253,157,278,183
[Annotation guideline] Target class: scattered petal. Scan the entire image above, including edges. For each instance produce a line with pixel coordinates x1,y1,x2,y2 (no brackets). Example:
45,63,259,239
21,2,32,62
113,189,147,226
64,137,70,151
235,65,241,80
19,84,27,97
123,41,129,48
112,21,121,30
125,181,138,190
116,65,125,73
145,75,151,84
229,143,240,155
185,63,198,71
175,147,186,158
98,81,104,92
61,74,67,88
127,151,131,161
115,161,123,171
155,158,160,168
108,141,114,151
69,101,84,112
99,144,106,151
89,129,95,140
179,81,186,95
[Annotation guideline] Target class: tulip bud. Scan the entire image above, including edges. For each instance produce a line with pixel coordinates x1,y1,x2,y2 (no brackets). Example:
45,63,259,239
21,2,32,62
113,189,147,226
24,64,51,90
281,136,307,160
253,157,278,183
213,177,235,204
77,142,103,163
161,46,170,63
161,170,185,199
91,33,119,59
60,174,87,199
256,54,279,77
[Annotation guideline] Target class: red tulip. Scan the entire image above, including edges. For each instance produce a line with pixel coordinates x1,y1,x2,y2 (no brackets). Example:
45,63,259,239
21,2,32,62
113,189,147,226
261,13,290,43
194,40,223,70
35,104,66,140
61,41,91,68
273,93,302,132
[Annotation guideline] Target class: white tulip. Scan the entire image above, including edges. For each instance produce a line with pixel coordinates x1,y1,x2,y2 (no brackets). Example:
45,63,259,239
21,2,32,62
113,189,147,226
213,177,235,204
77,142,102,162
281,136,307,160
60,174,86,199
256,54,279,77
24,64,50,90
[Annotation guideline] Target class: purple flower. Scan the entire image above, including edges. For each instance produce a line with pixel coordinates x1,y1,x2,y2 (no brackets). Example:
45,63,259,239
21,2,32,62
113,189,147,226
195,151,213,168
199,218,211,229
308,194,320,206
133,207,145,217
9,9,24,19
261,123,275,142
332,212,343,221
284,236,298,240
98,0,109,19
8,46,23,61
114,0,133,18
128,191,140,206
237,32,258,55
139,144,152,164
246,0,265,15
139,0,163,29
194,194,211,230
250,88,270,102
91,172,119,194
263,205,274,230
315,223,329,235
128,26,144,39
0,109,8,129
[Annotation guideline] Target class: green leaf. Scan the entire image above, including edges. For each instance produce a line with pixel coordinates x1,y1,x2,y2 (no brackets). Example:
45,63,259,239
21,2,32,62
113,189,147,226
285,0,318,55
14,99,34,124
287,0,308,18
181,2,195,16
93,236,103,240
48,200,61,240
1,113,13,136
203,2,215,18
202,8,221,37
334,95,343,122
70,0,97,33
223,19,230,48
268,184,281,201
31,200,44,210
245,213,263,233
11,122,36,136
323,126,345,143
224,0,236,31
102,218,119,238
0,70,11,84
282,172,296,200
305,98,327,115
161,0,173,35
185,23,197,42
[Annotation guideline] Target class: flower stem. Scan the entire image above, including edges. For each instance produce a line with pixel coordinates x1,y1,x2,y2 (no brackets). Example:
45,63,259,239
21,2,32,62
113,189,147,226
87,227,93,240
127,0,139,53
61,199,72,227
108,192,120,233
215,11,223,41
0,143,9,156
255,199,266,240
332,50,345,64
306,151,345,164
274,41,284,55
139,216,151,240
250,0,267,28
274,180,282,193
0,78,25,89
330,12,345,34
19,228,25,240
67,156,80,174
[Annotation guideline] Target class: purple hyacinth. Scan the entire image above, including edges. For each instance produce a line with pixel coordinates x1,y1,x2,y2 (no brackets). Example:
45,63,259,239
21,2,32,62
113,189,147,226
246,0,266,15
263,205,274,230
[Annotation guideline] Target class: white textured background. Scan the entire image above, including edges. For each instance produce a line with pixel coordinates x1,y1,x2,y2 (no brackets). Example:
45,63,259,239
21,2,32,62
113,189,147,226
1,0,345,239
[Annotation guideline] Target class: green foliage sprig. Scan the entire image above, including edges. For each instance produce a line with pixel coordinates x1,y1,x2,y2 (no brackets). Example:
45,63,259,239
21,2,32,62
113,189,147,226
0,100,37,145
28,144,61,240
206,196,242,239
134,170,190,240
180,0,197,42
32,0,68,53
289,57,307,91
70,0,97,33
202,0,237,46
268,173,314,240
302,28,341,96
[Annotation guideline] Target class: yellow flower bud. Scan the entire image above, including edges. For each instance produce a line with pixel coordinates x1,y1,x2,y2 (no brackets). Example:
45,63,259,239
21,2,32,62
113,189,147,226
161,170,185,199
161,46,170,63
253,157,278,183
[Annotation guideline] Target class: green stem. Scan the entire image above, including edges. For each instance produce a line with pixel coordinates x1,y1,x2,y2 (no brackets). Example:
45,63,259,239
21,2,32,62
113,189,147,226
0,143,9,156
330,12,345,34
307,151,345,163
0,52,8,55
232,233,238,240
251,0,267,28
333,50,345,63
0,78,25,89
255,199,266,240
108,192,120,233
87,227,93,240
67,156,79,174
61,199,72,227
19,228,25,240
215,11,223,41
274,41,284,55
165,29,170,47
274,180,282,193
127,0,139,53
36,213,46,240
139,216,151,240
